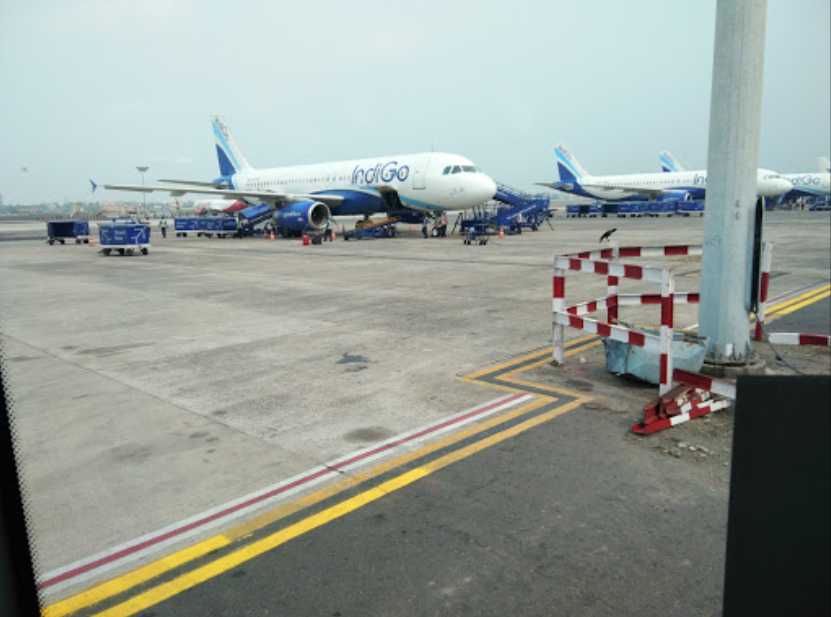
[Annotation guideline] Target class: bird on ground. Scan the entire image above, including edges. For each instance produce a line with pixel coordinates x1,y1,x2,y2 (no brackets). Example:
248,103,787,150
599,228,618,243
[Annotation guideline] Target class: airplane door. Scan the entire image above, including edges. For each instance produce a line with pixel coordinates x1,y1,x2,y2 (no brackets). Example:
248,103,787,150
411,155,430,190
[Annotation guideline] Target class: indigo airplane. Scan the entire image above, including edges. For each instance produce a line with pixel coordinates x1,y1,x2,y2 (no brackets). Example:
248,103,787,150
659,150,827,205
779,157,831,204
101,117,497,233
536,145,791,202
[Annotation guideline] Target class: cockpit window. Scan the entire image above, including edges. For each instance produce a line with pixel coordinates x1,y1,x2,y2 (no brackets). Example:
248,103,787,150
442,166,451,175
451,166,461,174
462,165,477,172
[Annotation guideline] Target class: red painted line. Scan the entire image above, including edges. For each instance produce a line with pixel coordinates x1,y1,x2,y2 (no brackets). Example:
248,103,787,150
38,392,525,590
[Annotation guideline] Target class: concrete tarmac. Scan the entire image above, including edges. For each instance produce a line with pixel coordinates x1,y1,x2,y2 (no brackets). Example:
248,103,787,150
0,211,828,609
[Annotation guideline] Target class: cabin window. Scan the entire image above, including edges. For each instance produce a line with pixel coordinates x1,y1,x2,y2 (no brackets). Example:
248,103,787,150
462,165,476,172
443,166,451,175
451,166,461,174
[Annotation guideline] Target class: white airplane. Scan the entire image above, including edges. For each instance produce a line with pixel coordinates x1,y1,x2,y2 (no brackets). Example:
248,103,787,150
779,156,831,204
99,117,497,232
537,145,792,202
660,151,828,205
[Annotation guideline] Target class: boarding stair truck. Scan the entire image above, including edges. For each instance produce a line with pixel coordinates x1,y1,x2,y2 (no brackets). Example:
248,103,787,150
493,184,552,232
237,203,276,236
46,219,90,245
98,219,151,256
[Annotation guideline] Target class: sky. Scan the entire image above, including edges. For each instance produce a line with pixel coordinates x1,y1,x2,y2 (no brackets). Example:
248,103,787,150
1,0,829,204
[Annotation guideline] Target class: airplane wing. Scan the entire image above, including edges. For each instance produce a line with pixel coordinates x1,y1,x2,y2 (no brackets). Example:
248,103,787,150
101,183,344,206
157,178,227,187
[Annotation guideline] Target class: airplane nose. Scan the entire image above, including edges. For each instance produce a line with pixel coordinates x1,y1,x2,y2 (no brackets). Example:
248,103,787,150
776,178,793,195
479,175,497,202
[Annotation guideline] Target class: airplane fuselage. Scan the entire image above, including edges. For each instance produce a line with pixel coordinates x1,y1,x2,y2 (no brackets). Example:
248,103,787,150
230,152,497,216
562,169,792,201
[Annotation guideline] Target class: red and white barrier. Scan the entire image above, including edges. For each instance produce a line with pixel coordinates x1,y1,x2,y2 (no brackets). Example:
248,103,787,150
552,242,739,435
553,255,666,284
754,242,773,341
572,244,702,260
767,332,831,347
672,368,737,399
552,311,658,349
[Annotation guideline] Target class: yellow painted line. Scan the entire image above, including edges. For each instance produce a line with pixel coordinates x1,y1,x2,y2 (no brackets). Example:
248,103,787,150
41,536,231,617
460,334,596,380
768,289,830,319
765,284,830,316
45,396,554,616
90,398,587,617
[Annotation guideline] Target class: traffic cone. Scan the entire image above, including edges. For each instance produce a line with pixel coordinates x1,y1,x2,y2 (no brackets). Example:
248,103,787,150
498,226,505,239
271,230,276,241
331,230,336,241
302,234,310,246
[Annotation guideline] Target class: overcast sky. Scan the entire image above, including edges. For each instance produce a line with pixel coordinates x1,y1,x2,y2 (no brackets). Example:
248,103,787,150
1,0,829,204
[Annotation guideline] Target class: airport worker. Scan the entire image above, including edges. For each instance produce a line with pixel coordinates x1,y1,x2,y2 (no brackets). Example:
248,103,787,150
159,218,168,238
421,217,429,239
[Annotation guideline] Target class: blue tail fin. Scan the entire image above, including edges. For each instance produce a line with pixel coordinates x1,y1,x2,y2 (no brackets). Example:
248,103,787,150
659,150,685,173
554,145,588,183
211,116,252,177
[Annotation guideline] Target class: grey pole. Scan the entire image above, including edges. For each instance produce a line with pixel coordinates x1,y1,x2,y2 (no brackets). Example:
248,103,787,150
699,0,767,365
136,165,149,216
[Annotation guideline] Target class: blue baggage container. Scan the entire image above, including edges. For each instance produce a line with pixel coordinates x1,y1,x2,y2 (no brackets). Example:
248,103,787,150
200,216,237,236
174,217,200,236
616,202,642,216
47,219,90,244
98,220,151,255
677,200,705,216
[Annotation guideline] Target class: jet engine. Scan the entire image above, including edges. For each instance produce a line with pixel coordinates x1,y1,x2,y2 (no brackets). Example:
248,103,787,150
274,200,331,234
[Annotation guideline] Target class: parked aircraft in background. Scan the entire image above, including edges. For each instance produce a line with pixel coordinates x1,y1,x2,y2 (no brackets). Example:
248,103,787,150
98,116,497,233
658,151,829,205
536,145,791,202
192,199,248,215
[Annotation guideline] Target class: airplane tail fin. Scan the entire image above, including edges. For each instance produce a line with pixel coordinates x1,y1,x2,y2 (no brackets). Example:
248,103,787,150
819,156,830,173
659,150,685,173
554,145,589,183
211,116,253,177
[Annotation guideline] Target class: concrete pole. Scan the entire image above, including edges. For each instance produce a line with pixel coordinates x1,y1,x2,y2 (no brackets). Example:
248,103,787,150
699,0,767,364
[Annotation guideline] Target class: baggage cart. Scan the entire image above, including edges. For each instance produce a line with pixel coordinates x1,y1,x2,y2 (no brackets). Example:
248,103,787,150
98,220,151,256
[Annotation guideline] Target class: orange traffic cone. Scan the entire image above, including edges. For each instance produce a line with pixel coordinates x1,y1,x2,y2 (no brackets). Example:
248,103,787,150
498,226,505,239
302,234,310,246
